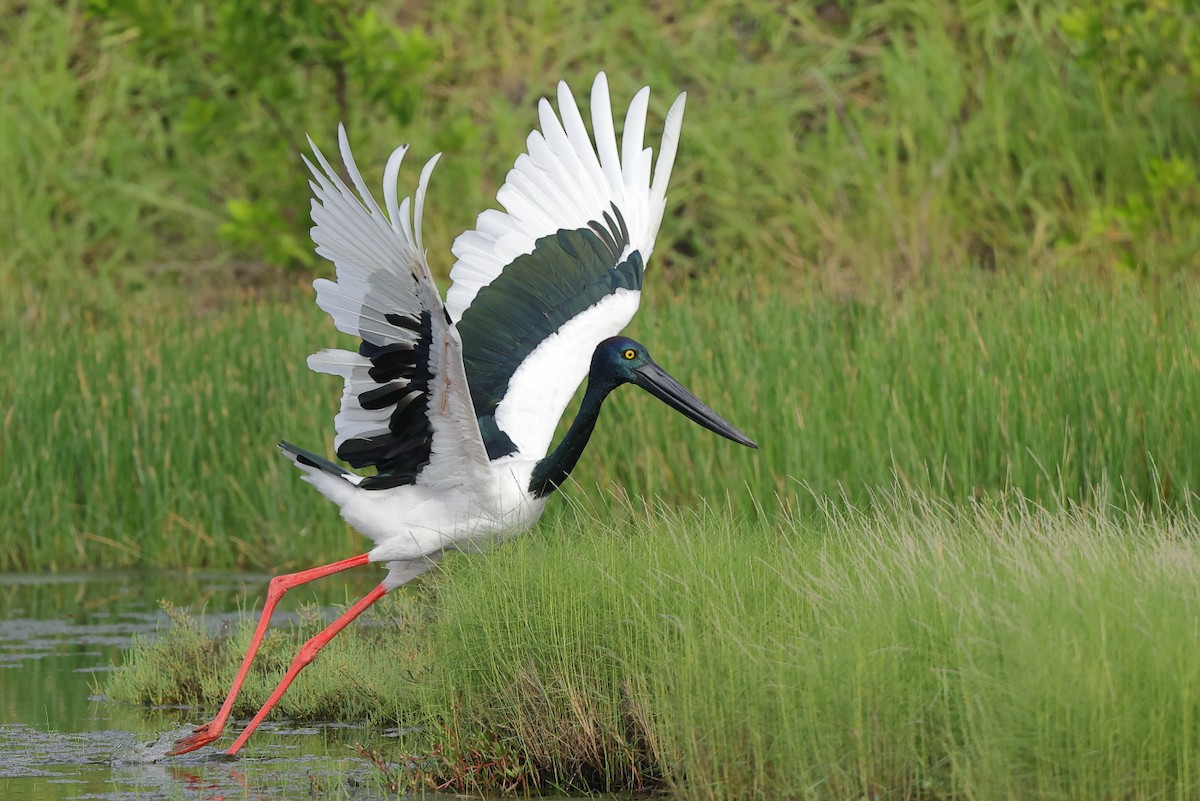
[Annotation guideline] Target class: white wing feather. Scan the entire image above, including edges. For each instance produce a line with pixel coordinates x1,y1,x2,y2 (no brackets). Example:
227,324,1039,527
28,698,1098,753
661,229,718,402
305,126,490,489
445,72,686,324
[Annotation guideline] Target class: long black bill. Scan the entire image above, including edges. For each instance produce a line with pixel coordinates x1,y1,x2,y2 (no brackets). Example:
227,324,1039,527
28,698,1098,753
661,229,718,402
633,361,758,448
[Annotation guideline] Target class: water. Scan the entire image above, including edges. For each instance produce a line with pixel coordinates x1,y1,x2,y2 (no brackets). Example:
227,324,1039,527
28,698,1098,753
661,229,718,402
0,571,403,800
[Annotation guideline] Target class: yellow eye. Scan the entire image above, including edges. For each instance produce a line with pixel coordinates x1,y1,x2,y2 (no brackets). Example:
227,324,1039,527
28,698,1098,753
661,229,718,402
623,349,637,360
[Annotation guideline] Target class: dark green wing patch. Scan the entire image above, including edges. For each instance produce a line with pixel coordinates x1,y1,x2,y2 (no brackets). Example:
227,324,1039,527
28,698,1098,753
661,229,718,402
456,205,643,459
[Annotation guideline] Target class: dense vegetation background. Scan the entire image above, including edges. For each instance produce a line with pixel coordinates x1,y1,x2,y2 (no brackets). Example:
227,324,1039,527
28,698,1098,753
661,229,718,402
3,0,1199,570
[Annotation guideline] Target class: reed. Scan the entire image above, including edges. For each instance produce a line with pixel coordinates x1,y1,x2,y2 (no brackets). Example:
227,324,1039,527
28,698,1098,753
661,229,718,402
425,491,1200,798
6,276,1200,570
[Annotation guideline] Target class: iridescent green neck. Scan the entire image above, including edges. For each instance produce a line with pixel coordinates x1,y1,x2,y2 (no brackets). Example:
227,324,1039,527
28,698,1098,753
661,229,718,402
528,378,616,498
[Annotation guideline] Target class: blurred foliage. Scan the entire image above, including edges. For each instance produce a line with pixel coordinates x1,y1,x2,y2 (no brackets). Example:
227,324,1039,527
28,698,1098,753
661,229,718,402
1056,0,1200,273
84,0,434,269
1060,0,1200,96
1077,157,1200,275
2,0,1199,297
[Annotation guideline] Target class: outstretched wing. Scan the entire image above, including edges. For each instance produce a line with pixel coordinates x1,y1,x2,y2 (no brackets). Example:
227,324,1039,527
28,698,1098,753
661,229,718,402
448,72,686,462
304,126,489,491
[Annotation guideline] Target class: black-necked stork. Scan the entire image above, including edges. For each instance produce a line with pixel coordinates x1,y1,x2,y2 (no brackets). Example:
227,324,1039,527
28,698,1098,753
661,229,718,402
171,72,756,757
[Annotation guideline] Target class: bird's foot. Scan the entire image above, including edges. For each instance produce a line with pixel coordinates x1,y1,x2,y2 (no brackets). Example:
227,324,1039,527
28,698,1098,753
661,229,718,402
168,721,223,756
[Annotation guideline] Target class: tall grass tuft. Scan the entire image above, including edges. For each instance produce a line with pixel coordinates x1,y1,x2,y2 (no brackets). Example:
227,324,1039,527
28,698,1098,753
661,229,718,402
424,492,1200,798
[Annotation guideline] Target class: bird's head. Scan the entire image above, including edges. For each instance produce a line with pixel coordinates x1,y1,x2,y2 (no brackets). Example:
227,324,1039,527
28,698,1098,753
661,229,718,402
591,336,654,384
591,336,757,448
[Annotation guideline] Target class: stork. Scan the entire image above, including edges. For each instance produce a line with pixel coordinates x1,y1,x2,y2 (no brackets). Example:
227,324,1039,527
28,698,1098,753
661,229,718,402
170,72,755,757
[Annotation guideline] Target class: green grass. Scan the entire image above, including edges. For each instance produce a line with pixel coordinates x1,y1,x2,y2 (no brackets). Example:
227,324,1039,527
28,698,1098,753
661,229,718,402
106,591,431,726
10,1,1200,796
6,276,1200,570
429,494,1200,799
108,495,1200,799
1,298,345,570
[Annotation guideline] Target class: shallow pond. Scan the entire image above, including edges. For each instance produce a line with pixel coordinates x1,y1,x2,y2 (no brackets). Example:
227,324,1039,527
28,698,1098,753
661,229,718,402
0,570,404,800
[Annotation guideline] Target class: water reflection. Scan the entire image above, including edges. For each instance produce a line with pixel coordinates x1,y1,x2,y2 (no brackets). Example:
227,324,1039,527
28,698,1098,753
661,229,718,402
0,570,396,800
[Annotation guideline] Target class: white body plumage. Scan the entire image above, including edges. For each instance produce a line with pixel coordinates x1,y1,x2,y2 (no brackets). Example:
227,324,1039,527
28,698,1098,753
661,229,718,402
293,458,544,586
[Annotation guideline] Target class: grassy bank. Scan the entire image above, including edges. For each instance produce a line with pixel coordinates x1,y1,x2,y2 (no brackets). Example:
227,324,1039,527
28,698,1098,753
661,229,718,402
109,495,1200,798
6,276,1200,570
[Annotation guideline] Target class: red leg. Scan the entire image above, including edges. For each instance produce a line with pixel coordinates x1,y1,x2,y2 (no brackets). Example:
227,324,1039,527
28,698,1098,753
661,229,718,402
225,581,389,755
169,553,371,756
